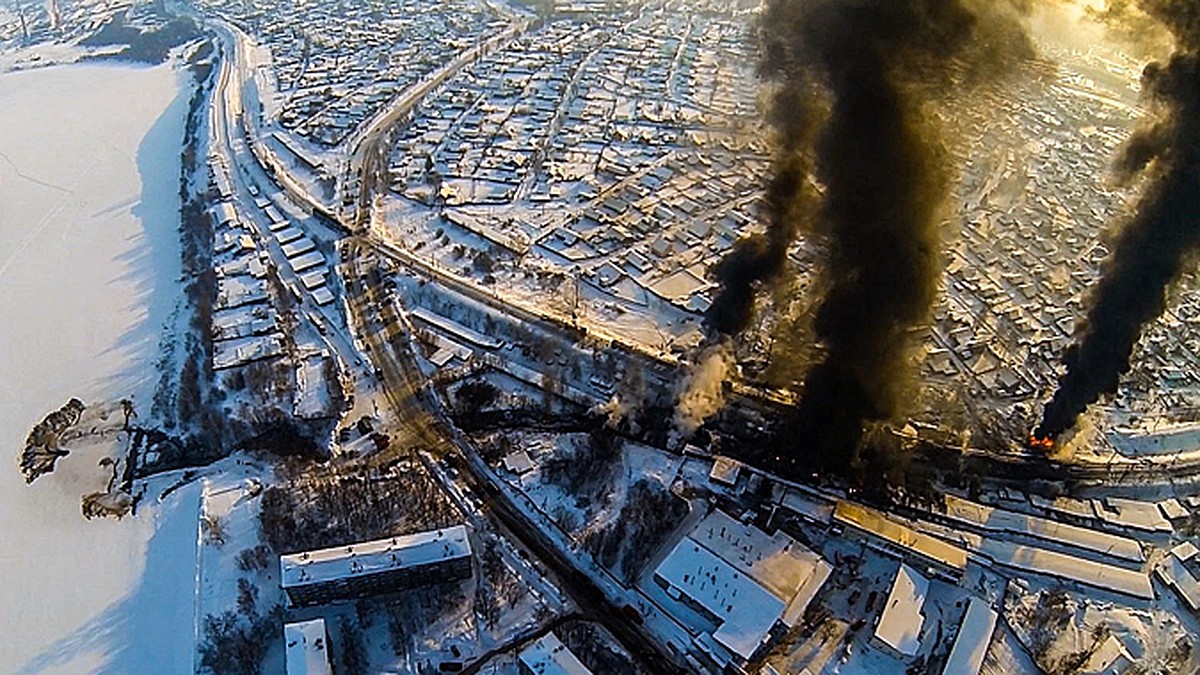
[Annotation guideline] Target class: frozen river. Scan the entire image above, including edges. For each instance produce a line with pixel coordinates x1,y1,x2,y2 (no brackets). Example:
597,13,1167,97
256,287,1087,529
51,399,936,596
0,62,199,674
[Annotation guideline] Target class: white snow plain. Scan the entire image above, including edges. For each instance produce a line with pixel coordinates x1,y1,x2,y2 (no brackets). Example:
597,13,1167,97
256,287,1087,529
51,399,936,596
0,62,198,674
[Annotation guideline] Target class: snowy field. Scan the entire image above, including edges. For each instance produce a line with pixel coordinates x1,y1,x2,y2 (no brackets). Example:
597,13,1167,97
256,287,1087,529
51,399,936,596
0,62,197,673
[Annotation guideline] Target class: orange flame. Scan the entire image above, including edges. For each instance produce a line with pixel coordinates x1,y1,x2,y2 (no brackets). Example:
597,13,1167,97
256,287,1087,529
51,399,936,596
1027,435,1054,452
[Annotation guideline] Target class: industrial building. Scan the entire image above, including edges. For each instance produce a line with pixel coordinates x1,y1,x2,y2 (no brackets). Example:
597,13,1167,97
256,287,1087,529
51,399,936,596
652,509,832,669
941,597,997,675
874,563,929,659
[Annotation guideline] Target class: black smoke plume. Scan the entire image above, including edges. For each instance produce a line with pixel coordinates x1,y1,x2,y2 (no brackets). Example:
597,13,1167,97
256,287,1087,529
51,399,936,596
706,0,1030,469
1037,1,1200,441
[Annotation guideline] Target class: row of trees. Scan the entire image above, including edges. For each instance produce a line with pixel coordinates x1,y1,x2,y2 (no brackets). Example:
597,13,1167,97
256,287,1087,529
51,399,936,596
540,428,621,502
196,604,282,675
585,479,688,583
258,462,460,554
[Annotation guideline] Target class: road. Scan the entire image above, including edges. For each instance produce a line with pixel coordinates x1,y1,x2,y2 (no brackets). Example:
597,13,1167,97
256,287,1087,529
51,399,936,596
338,238,687,673
344,17,531,230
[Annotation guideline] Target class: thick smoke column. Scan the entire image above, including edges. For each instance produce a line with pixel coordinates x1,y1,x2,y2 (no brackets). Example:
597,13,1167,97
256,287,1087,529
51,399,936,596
706,86,818,337
1036,1,1200,441
707,0,1029,467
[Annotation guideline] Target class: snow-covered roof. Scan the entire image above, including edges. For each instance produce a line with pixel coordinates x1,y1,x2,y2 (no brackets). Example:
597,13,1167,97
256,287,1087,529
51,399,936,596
780,488,834,524
213,201,238,225
283,238,317,259
1098,497,1173,533
503,450,535,474
410,307,503,349
655,510,831,661
276,227,304,244
834,501,968,571
517,632,592,675
875,563,928,658
1157,542,1200,611
213,334,284,370
941,597,997,675
981,539,1154,599
942,495,1143,563
300,270,327,290
281,526,472,589
1079,634,1134,675
656,537,784,660
1159,498,1189,521
708,455,741,486
1080,629,1132,672
312,287,335,305
289,250,327,273
688,510,831,627
284,619,332,675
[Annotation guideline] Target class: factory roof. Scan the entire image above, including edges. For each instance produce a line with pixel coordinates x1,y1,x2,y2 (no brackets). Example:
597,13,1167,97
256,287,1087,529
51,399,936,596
875,563,929,658
654,510,831,661
655,536,784,661
834,501,969,572
941,597,997,675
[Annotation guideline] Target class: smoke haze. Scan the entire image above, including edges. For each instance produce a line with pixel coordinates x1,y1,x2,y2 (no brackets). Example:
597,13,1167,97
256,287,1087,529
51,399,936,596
1038,0,1200,439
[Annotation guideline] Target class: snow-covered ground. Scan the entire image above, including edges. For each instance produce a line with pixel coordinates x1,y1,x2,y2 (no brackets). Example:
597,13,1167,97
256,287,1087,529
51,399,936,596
0,62,198,673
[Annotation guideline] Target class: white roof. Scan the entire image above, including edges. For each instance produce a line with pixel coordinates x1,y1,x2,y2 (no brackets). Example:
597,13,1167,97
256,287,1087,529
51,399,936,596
300,270,327,290
655,510,832,661
284,619,332,675
283,238,317,259
833,501,968,571
517,632,592,675
410,307,503,349
503,450,535,474
281,526,471,589
708,456,741,486
312,287,335,305
1030,494,1095,520
289,250,327,273
1098,498,1173,533
875,564,929,657
942,495,1143,562
1079,634,1133,675
1157,542,1200,611
276,227,304,244
689,510,831,626
1159,498,1189,521
941,597,997,675
981,539,1153,599
656,537,784,660
1173,541,1200,561
780,488,834,524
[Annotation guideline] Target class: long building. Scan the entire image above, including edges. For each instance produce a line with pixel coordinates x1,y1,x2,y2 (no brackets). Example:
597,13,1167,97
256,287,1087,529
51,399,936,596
280,525,473,606
941,597,998,675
